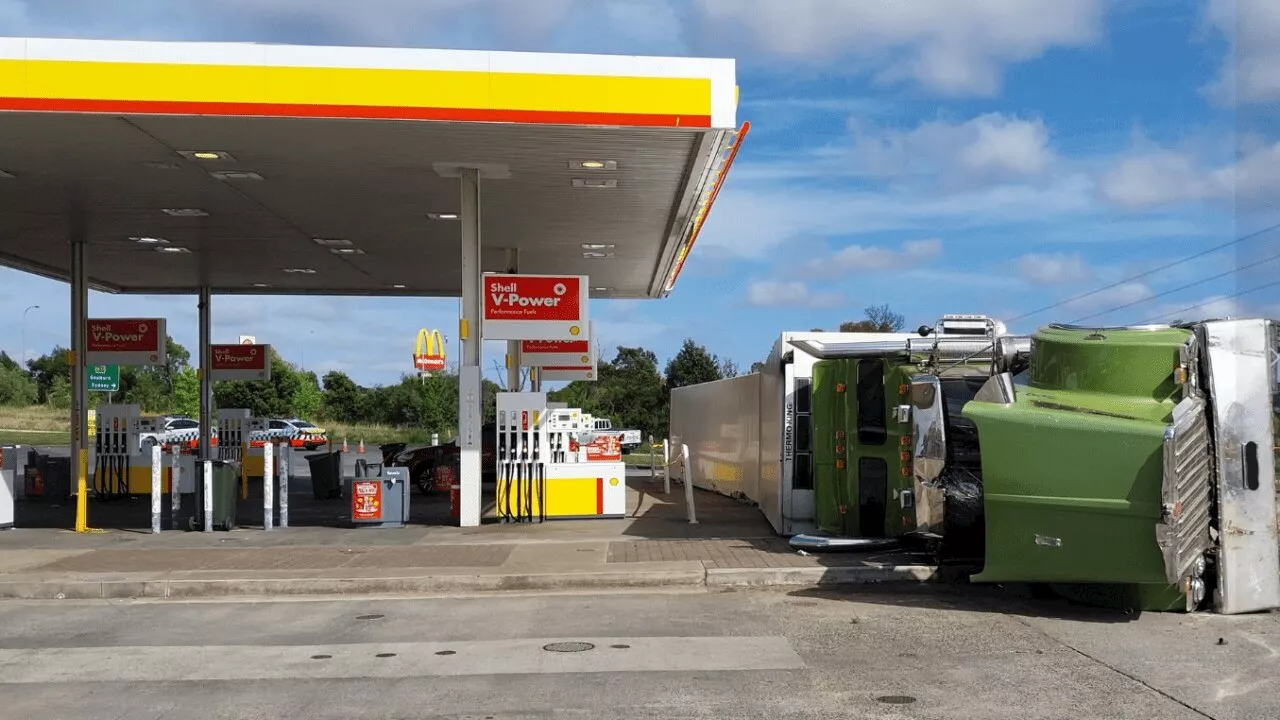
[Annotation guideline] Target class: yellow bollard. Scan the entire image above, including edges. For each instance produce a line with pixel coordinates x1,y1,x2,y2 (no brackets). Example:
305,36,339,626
74,449,89,533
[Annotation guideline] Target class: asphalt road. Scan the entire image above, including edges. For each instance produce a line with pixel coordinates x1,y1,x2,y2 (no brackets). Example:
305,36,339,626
1,585,1276,719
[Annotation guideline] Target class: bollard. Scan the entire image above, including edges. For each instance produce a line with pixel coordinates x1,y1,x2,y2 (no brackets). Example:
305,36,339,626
681,443,698,524
648,435,656,481
432,432,439,446
240,443,249,500
150,443,162,534
170,445,181,530
278,443,289,528
662,439,671,495
263,442,274,530
202,460,213,533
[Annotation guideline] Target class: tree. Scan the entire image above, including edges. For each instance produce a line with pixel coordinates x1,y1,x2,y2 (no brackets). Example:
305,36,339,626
839,303,905,333
749,360,767,374
0,354,37,406
664,339,723,392
171,367,200,417
321,371,368,422
26,346,69,404
718,358,740,378
553,346,669,438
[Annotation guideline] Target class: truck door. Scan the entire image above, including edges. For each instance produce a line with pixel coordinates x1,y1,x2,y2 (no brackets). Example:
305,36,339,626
1202,318,1280,614
853,359,889,537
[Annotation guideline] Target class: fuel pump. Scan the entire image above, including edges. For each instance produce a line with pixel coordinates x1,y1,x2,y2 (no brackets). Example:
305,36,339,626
93,405,141,500
496,394,625,521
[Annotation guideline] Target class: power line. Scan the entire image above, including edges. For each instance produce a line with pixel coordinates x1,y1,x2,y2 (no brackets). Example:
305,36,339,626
1070,248,1280,324
1007,220,1280,324
1138,278,1280,325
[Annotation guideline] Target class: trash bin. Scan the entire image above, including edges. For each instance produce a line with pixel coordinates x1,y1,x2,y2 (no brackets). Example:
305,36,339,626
306,452,343,500
350,466,410,528
189,460,239,531
26,452,71,501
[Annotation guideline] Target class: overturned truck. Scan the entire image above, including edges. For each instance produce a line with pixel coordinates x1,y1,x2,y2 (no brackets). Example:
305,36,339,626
671,316,1280,613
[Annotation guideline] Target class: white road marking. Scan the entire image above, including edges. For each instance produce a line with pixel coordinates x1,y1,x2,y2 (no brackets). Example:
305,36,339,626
0,636,804,683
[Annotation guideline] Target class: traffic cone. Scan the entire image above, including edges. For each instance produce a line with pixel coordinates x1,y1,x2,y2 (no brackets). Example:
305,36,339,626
358,438,365,454
342,437,349,453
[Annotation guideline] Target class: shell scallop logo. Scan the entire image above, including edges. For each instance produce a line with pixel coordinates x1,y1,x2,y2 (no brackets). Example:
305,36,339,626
579,355,589,363
569,326,581,336
609,478,619,486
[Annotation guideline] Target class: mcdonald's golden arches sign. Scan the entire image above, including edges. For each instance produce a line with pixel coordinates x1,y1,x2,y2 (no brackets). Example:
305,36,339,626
413,329,446,373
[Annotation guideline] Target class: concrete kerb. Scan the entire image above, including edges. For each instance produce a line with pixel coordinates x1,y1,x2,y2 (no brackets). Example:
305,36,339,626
705,565,939,588
0,562,941,601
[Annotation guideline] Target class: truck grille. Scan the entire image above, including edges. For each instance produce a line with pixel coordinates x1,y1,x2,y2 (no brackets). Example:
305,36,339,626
1157,395,1214,585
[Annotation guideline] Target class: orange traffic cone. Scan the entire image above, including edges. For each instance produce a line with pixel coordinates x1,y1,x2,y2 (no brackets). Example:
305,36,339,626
342,437,349,453
358,439,365,454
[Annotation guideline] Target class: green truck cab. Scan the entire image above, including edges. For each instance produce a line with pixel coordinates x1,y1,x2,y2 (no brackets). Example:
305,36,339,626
803,317,1280,614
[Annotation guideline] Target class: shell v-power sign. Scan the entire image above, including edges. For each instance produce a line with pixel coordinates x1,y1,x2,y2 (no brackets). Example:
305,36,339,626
481,274,590,341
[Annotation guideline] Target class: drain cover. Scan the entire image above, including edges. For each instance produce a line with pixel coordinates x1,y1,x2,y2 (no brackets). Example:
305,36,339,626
610,644,631,649
542,642,595,653
435,650,456,656
375,653,397,658
356,614,385,621
310,654,332,660
876,696,917,705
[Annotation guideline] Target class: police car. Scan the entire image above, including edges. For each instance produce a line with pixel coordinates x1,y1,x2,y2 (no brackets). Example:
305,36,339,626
263,418,328,450
138,415,216,451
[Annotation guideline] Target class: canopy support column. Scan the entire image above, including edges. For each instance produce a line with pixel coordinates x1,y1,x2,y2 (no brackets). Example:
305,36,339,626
506,248,521,391
458,168,483,528
195,286,212,528
70,231,90,532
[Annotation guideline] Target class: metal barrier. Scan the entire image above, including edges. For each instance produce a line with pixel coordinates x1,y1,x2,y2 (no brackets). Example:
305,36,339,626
653,437,696,524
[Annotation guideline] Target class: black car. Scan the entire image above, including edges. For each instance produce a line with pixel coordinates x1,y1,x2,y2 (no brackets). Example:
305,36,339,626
383,424,497,494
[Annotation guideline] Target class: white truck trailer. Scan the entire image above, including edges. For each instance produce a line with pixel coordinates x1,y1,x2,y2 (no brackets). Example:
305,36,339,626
669,316,1012,536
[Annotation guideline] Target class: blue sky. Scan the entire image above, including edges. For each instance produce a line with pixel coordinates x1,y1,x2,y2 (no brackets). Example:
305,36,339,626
0,0,1277,386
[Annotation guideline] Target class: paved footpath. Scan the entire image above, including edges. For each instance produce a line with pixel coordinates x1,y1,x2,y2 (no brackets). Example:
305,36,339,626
0,471,936,600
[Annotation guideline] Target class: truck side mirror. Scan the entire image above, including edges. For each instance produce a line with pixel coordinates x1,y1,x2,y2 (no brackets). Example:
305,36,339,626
910,375,947,535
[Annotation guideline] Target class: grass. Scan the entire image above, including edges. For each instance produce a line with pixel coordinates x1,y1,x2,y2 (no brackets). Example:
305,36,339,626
0,405,450,448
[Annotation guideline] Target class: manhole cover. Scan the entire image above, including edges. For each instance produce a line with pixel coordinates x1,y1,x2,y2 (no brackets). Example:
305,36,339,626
356,614,385,621
375,653,397,658
310,654,332,660
876,695,916,705
542,642,596,653
435,650,456,656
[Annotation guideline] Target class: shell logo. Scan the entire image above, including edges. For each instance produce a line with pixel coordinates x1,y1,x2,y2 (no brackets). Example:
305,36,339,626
609,478,619,486
569,325,581,336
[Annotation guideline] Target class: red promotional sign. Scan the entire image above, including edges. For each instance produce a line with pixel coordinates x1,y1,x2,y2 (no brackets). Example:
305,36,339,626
209,344,272,382
352,479,383,521
521,339,589,354
481,274,589,341
85,318,167,366
585,435,622,462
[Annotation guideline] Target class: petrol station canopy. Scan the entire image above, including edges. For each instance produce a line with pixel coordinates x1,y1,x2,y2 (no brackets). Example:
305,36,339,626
0,37,741,300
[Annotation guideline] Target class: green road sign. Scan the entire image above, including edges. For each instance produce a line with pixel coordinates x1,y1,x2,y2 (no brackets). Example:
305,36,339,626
88,364,120,393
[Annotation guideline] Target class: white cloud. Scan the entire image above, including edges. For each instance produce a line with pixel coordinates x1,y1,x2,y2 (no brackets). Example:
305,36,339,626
1099,141,1280,209
697,173,1096,259
805,239,943,276
1206,0,1280,104
1147,294,1245,324
852,113,1056,189
745,280,842,308
696,0,1106,95
1016,253,1094,285
1062,281,1155,319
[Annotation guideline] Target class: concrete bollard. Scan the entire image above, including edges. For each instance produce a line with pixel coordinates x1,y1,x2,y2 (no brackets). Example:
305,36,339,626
649,434,656,480
278,444,289,528
202,460,213,533
150,443,162,534
663,440,671,495
263,442,274,531
681,443,697,525
170,445,181,530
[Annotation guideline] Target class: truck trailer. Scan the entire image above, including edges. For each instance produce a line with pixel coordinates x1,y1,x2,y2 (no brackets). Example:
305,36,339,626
670,316,1280,614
